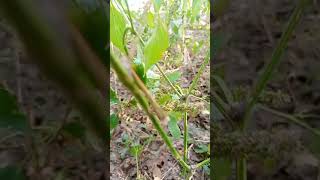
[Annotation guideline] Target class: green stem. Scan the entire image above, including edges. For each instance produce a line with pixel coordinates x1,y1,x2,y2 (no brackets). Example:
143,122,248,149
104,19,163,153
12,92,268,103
194,158,210,169
110,52,190,171
187,52,210,98
121,0,179,97
135,155,140,179
183,111,188,162
236,158,247,180
156,64,183,97
257,105,320,137
242,0,309,129
237,1,309,180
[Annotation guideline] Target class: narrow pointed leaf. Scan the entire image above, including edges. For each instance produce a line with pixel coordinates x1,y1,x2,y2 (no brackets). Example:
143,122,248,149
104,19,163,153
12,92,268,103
144,21,169,70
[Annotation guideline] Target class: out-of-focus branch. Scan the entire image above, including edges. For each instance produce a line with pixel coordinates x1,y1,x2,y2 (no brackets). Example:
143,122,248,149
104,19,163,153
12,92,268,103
0,1,108,147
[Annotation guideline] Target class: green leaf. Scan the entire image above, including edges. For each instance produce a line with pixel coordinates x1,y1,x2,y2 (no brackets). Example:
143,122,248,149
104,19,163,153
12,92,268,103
0,113,29,133
63,122,86,139
169,111,183,120
191,0,202,23
158,94,172,105
212,104,224,121
146,12,154,28
0,166,26,180
212,75,234,104
212,158,232,180
165,70,181,83
110,113,119,130
110,88,119,105
153,0,162,12
129,144,143,157
133,46,147,84
194,144,209,154
168,115,181,140
0,89,29,133
110,1,127,53
144,21,169,70
0,88,18,115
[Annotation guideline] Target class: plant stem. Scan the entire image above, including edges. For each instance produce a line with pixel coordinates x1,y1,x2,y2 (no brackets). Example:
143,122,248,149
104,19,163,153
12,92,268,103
187,52,210,98
183,111,188,162
110,52,190,171
236,158,247,180
237,1,309,180
156,64,183,97
194,158,210,169
121,0,180,98
257,105,320,137
242,0,309,129
135,155,140,179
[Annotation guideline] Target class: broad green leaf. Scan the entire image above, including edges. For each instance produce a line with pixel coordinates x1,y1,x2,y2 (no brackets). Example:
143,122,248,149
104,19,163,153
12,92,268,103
63,121,86,139
144,21,169,70
166,70,181,83
110,1,127,53
110,88,119,105
0,166,26,180
168,115,181,140
213,158,232,180
110,113,119,130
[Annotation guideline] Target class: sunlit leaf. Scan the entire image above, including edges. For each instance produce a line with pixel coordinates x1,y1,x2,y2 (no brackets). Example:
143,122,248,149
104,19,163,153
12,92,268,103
191,0,202,23
158,94,172,105
110,1,127,53
129,144,143,156
153,0,162,12
147,12,154,28
144,20,169,70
